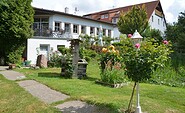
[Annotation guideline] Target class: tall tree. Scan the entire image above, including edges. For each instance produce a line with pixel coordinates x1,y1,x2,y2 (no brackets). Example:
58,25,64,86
0,0,34,64
117,5,148,35
165,11,185,50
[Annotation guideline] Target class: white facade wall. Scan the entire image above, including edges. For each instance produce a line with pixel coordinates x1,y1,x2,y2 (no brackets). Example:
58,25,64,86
27,38,70,64
51,14,114,33
148,11,166,36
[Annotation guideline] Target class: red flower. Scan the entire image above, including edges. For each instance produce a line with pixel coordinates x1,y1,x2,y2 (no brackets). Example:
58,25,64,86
163,40,168,45
128,34,132,38
135,43,140,49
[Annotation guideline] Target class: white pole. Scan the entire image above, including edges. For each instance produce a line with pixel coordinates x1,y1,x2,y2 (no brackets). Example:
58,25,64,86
135,82,142,113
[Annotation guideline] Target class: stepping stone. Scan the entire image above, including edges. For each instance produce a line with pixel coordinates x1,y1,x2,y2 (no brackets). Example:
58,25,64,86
55,100,110,113
0,70,26,80
0,66,8,71
18,80,69,104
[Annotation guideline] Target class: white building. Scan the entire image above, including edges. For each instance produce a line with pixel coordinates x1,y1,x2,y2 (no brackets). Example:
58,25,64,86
27,7,114,64
27,0,167,64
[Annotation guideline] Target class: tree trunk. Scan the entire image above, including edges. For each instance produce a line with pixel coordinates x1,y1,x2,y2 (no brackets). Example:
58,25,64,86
127,82,137,113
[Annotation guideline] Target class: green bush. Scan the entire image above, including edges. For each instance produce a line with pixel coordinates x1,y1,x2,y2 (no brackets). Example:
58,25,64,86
7,46,25,65
48,51,62,67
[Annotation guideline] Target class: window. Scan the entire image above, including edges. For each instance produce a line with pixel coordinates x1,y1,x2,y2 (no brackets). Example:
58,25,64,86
55,22,60,32
108,30,111,37
65,23,70,32
33,17,49,36
90,27,95,34
101,15,104,19
105,14,109,18
97,28,99,35
73,24,78,33
152,16,154,22
158,19,160,25
103,29,106,36
57,45,65,51
40,45,49,51
81,26,86,34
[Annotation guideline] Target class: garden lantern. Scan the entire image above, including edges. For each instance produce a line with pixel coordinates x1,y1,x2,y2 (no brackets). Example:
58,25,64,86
131,30,143,113
131,30,143,44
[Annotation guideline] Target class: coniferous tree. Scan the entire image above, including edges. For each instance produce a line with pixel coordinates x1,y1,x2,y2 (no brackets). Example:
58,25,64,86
117,5,148,35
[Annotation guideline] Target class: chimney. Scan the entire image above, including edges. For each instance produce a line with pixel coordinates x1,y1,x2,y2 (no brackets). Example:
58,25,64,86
65,7,69,13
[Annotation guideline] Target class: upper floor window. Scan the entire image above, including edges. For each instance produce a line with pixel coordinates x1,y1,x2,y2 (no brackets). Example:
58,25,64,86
152,16,154,22
55,22,60,32
65,23,70,32
97,28,99,35
108,30,111,37
90,27,95,35
103,29,106,36
158,19,160,25
101,15,105,19
73,24,78,33
81,25,86,34
105,14,109,18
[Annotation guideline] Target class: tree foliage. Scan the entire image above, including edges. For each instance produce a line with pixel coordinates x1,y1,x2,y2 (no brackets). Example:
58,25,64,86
165,11,185,50
0,0,34,64
117,5,148,34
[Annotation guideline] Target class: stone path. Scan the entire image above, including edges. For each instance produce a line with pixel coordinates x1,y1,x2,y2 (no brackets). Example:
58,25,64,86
0,70,26,80
0,69,111,113
18,80,70,104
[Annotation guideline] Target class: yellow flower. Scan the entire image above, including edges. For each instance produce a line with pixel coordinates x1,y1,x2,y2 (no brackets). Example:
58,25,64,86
102,48,108,53
109,45,115,50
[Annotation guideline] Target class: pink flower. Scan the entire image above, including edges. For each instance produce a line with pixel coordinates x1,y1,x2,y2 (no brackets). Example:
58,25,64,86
163,40,168,45
128,34,132,38
135,43,140,49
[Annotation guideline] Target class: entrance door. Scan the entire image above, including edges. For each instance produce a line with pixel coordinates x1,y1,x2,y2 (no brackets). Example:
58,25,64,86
40,44,50,60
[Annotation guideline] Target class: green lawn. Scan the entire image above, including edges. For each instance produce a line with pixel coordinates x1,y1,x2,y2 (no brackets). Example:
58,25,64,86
0,75,59,113
16,60,185,113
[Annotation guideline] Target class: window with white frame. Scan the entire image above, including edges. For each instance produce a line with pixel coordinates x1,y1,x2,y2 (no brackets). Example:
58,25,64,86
65,23,70,32
81,25,86,34
55,22,60,32
105,14,109,18
152,16,154,22
158,19,160,25
101,15,105,19
90,27,95,35
103,29,106,36
73,24,78,33
108,30,111,37
97,28,99,35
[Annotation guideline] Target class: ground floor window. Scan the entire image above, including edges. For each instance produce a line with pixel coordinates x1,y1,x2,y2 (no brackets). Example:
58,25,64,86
65,23,70,32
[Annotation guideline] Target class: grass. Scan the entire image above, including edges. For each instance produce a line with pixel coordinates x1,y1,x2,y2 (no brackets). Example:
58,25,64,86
0,75,59,113
15,60,185,113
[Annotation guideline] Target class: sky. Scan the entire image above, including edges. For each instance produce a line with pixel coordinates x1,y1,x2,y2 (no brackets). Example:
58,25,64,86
32,0,185,23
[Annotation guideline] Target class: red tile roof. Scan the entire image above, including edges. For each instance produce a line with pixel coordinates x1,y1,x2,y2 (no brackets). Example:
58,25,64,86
84,0,162,23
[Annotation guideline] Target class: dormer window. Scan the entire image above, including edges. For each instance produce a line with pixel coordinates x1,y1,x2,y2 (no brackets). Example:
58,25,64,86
105,14,109,18
101,15,105,19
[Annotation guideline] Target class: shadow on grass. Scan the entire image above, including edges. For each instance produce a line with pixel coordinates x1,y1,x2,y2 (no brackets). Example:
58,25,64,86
38,72,62,78
38,72,73,79
83,76,98,81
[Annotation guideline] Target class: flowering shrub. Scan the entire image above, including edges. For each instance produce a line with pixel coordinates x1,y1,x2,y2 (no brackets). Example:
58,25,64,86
48,51,62,67
99,45,127,84
121,38,172,82
100,45,121,72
